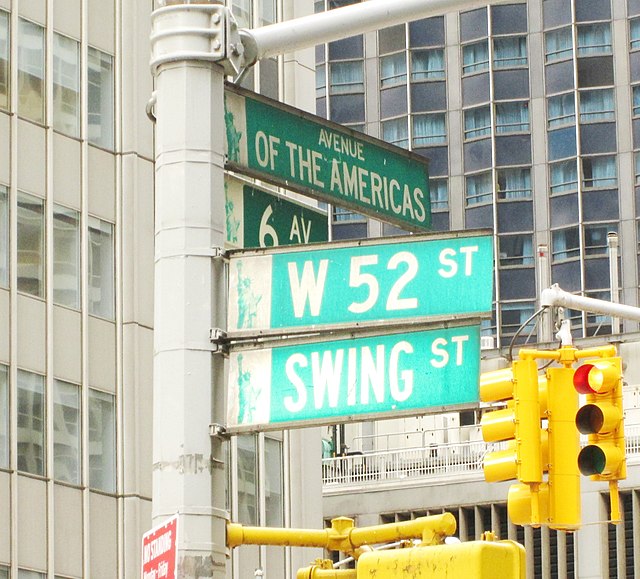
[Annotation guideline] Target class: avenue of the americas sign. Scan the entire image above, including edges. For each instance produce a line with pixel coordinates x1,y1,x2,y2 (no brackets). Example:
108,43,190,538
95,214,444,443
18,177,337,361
227,323,480,432
224,83,431,232
227,231,493,336
225,176,328,249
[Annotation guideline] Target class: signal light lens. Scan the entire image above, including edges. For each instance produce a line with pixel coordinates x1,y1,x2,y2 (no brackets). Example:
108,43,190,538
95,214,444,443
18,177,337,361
575,404,604,435
577,446,606,476
573,364,596,394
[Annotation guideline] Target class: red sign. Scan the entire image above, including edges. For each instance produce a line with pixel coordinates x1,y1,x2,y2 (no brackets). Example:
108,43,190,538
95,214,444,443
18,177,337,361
141,514,178,579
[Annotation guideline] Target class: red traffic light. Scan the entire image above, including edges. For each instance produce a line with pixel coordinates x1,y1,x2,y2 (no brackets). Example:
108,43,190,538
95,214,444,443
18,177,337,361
573,362,619,395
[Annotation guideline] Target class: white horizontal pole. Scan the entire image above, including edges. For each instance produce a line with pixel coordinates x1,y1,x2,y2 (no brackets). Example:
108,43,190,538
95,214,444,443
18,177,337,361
541,284,640,323
241,0,512,64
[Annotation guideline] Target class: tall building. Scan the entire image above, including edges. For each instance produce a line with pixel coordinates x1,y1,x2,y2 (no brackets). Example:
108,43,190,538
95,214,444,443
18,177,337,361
0,0,322,578
316,1,640,577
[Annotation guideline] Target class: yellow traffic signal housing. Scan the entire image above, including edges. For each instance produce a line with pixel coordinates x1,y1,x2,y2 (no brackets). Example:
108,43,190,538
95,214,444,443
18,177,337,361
545,366,580,531
480,359,545,484
573,357,626,482
356,539,525,578
480,358,547,525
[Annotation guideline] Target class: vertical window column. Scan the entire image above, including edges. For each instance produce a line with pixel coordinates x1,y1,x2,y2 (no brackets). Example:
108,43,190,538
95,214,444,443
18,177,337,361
17,192,45,298
88,216,114,320
17,18,45,123
0,10,9,110
53,379,81,485
88,47,114,149
0,365,7,469
88,388,116,493
0,184,7,287
53,33,80,137
53,205,80,309
17,369,45,476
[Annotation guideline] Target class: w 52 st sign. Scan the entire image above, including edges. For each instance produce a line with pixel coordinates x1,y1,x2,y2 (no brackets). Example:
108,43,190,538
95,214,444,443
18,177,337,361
227,230,493,336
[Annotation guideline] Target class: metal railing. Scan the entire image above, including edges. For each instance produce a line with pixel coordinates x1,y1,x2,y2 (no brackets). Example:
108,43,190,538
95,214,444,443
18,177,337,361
323,424,640,488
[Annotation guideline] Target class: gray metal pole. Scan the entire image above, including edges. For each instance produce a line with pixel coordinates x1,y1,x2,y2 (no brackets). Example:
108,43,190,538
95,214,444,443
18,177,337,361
151,3,227,576
608,232,620,334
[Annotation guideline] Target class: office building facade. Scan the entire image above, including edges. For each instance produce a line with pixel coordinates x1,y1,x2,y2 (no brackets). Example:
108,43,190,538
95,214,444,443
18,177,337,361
0,0,322,577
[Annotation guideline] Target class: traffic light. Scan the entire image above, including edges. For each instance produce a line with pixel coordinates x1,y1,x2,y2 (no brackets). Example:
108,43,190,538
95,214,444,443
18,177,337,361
573,356,626,522
480,358,546,525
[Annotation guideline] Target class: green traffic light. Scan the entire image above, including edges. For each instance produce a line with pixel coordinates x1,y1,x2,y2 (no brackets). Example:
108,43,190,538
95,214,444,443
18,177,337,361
578,445,606,476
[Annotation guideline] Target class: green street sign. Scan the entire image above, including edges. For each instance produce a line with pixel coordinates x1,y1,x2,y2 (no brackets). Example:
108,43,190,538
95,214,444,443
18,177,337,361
227,323,481,432
224,84,431,232
225,177,328,249
228,231,493,335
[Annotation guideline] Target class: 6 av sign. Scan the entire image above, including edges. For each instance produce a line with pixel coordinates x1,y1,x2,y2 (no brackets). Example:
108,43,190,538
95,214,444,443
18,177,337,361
228,231,493,336
224,83,431,232
225,176,328,249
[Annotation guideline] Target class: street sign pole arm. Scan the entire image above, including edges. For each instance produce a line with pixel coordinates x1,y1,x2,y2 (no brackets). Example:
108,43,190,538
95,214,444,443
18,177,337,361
541,284,640,323
240,0,513,66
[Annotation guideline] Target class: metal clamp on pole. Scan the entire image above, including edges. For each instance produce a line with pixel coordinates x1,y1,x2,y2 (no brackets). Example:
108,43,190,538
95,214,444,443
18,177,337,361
209,423,230,440
151,2,243,76
210,328,229,354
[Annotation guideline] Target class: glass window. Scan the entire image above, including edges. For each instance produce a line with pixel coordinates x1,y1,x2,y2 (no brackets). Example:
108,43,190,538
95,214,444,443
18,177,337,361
495,101,529,133
88,47,114,149
410,48,445,81
462,40,489,74
54,205,80,309
329,61,364,94
0,364,7,468
380,53,407,88
465,171,493,205
53,380,81,485
552,226,580,260
550,159,578,194
0,10,8,110
547,93,576,128
0,184,7,287
18,18,45,123
264,437,283,527
232,0,251,28
500,301,535,340
582,155,617,189
545,27,573,62
332,206,365,222
0,565,6,579
260,0,275,26
88,216,114,319
499,234,533,266
464,106,491,139
631,18,640,50
493,36,527,68
430,179,448,211
497,167,531,200
17,370,45,476
89,389,116,493
237,434,257,525
633,85,640,117
381,117,409,148
635,151,640,185
53,34,80,137
18,571,45,579
585,223,617,256
579,88,614,122
412,113,446,146
17,192,45,298
577,23,612,56
315,63,326,98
